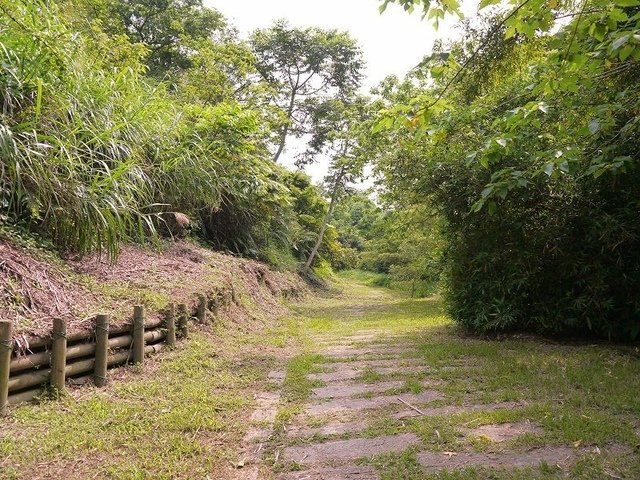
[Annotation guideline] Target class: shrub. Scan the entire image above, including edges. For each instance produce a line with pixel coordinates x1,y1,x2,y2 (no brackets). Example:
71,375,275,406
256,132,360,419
428,156,640,340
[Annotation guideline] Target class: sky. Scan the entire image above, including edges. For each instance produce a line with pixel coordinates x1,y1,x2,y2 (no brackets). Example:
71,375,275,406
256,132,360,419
205,0,477,182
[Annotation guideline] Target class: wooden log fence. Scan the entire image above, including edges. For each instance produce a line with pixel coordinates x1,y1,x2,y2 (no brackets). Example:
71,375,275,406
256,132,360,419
1,291,220,410
1,320,12,416
9,329,167,374
94,314,109,387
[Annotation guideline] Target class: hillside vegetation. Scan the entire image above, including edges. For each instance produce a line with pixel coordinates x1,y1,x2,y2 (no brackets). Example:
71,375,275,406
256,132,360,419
1,0,639,340
341,0,640,339
0,0,355,269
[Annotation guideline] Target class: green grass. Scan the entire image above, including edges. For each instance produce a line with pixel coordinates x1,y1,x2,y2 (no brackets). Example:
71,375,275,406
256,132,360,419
3,272,639,479
338,269,436,298
275,271,640,479
0,321,291,479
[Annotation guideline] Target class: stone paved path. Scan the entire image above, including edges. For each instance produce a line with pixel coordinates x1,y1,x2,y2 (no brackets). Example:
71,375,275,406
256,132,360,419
267,331,562,479
235,283,630,479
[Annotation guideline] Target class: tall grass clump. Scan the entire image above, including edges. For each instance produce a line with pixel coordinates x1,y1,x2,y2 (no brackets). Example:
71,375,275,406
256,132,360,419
0,0,348,271
1,0,164,257
0,1,265,259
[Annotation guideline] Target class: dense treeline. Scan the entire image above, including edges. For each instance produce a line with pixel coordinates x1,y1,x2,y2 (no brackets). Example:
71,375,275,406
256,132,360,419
0,0,360,269
2,0,638,340
366,0,640,339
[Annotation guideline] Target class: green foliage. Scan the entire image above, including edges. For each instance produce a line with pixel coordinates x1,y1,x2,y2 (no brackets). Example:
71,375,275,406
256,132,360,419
0,1,160,257
90,0,226,76
332,192,443,295
329,245,360,270
251,20,364,162
0,0,343,269
375,0,640,338
332,191,381,251
312,259,335,279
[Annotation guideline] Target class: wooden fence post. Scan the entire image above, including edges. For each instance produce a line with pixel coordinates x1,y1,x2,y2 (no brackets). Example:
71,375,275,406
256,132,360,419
197,294,207,324
94,314,109,387
177,303,188,339
133,305,145,365
50,318,67,394
0,321,12,416
231,285,239,304
166,303,176,348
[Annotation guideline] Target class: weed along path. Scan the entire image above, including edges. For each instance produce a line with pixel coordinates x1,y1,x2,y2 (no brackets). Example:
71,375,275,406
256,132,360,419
247,273,640,480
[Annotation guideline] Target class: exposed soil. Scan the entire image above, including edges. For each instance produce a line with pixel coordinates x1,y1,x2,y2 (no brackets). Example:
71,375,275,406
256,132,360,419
250,392,281,422
0,240,98,336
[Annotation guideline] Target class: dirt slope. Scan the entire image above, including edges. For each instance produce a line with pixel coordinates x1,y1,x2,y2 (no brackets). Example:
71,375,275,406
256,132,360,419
0,237,305,343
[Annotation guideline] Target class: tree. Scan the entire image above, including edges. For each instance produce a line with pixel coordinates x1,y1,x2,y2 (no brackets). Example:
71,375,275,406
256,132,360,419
300,97,372,272
373,0,640,338
332,191,382,251
250,20,364,162
96,0,226,77
175,37,260,105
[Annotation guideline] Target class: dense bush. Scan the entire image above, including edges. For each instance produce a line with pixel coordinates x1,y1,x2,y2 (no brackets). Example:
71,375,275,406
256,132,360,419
374,1,640,339
427,156,640,339
359,252,406,274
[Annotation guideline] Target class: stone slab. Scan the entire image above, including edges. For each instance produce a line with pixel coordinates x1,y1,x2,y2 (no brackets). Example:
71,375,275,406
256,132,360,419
466,421,543,443
392,402,524,420
283,433,421,464
320,358,424,370
286,420,366,438
309,366,429,383
306,391,443,416
417,446,576,471
322,345,414,358
268,370,287,383
278,465,379,479
311,380,404,399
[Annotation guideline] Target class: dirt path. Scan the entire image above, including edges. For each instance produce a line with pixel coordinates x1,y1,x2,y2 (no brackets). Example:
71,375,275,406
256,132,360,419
241,274,640,479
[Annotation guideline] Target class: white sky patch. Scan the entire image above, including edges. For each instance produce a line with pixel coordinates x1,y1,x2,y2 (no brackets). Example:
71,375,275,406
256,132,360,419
205,0,478,183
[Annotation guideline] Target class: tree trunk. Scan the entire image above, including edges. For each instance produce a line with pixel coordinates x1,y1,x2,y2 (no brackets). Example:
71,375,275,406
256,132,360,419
303,167,346,273
272,91,297,163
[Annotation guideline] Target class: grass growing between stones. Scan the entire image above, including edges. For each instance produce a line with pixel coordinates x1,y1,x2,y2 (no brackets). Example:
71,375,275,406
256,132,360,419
277,272,640,479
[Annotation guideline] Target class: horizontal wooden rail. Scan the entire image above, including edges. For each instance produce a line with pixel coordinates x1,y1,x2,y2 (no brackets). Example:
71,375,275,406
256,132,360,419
8,343,166,393
24,317,164,351
10,329,167,374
